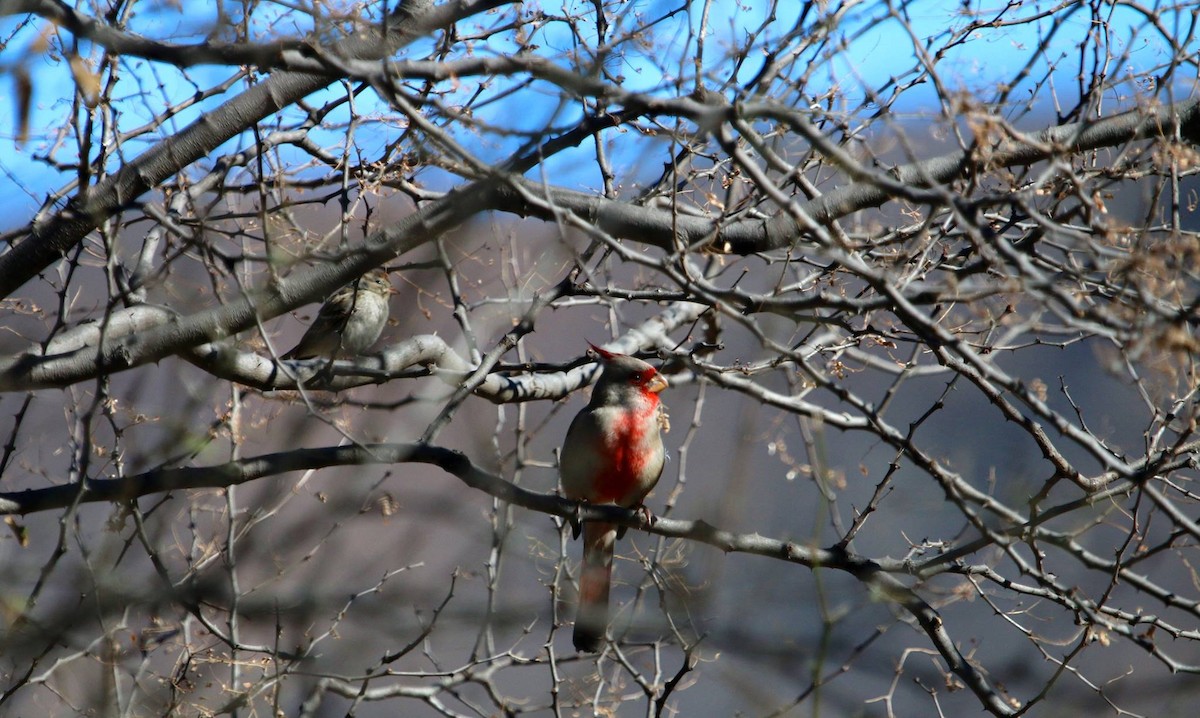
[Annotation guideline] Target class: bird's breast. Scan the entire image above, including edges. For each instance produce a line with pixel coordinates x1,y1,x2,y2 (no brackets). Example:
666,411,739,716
589,398,663,505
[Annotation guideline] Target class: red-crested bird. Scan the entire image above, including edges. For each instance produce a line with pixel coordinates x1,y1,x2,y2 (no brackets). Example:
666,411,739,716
559,344,668,652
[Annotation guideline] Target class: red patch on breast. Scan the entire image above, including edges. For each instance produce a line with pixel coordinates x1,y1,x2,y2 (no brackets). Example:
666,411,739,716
593,396,660,505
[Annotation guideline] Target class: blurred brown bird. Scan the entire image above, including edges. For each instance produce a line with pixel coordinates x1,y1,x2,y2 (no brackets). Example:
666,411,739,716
283,268,392,360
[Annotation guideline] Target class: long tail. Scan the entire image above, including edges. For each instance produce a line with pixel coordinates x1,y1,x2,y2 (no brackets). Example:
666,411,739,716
574,521,616,652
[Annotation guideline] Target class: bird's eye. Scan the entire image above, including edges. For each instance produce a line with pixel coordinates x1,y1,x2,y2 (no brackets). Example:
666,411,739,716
630,373,642,383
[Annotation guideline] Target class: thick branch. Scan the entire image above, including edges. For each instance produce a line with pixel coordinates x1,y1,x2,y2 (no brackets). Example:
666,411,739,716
2,0,315,68
0,179,500,389
0,0,515,298
0,289,704,393
492,96,1200,254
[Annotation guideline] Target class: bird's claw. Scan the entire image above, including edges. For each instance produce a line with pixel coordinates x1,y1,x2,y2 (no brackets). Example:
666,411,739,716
617,504,655,539
569,501,583,539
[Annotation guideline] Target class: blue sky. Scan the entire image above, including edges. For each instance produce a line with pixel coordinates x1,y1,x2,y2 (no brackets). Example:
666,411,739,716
0,0,1192,228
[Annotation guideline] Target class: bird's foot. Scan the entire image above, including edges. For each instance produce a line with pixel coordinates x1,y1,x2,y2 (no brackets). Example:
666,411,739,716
617,504,655,539
568,501,584,539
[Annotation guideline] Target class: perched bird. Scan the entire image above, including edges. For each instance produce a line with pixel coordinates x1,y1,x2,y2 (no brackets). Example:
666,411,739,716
282,268,392,360
559,344,668,652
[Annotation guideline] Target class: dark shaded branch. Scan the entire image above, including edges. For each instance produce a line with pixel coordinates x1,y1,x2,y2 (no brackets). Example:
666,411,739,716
2,0,315,68
0,441,1017,715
